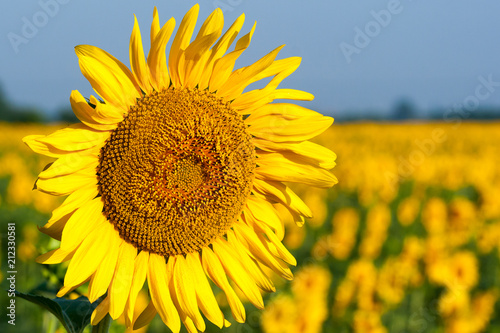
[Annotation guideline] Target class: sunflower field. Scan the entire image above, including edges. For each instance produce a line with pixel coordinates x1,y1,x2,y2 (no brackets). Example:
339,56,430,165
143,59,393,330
1,121,500,333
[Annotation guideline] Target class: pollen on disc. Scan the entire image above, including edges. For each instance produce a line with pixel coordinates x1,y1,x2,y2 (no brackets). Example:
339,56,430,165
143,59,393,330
97,87,255,256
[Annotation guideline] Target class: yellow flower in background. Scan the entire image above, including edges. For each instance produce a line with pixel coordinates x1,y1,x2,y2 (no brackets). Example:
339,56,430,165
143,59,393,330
302,188,329,228
477,221,500,254
478,184,500,219
438,288,470,318
23,5,337,332
439,289,498,333
262,264,331,333
342,259,380,312
424,236,449,285
397,196,420,226
444,251,479,291
359,203,391,259
332,279,356,316
353,310,387,333
261,294,297,333
377,258,413,306
329,207,359,260
445,317,476,333
291,264,332,303
470,290,498,332
18,224,39,262
422,197,447,235
400,236,425,263
447,197,479,247
347,259,378,288
2,153,33,206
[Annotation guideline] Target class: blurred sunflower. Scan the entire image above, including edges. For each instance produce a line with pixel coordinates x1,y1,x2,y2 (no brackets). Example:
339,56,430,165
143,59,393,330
23,5,337,333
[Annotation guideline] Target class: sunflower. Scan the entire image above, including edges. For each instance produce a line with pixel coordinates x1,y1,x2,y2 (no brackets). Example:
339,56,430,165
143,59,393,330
24,5,337,332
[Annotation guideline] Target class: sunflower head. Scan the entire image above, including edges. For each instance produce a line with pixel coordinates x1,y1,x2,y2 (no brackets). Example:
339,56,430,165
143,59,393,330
24,5,337,332
97,87,255,257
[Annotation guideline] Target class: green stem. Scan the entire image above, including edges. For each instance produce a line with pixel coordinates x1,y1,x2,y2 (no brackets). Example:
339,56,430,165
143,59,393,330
45,312,57,333
91,314,111,333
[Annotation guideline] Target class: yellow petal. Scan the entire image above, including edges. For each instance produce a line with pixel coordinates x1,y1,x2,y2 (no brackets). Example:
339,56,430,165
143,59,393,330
252,178,312,218
218,45,284,100
64,222,114,287
88,234,122,303
230,88,275,113
38,153,98,179
171,256,205,331
70,90,121,130
90,95,127,121
233,222,293,280
91,296,110,326
133,301,157,330
182,8,223,88
244,195,284,240
36,123,109,151
226,229,275,293
36,247,74,264
229,57,304,113
208,21,256,92
248,57,301,87
169,4,199,87
147,17,176,90
246,103,333,142
231,86,314,115
150,7,160,41
125,250,149,327
23,135,69,158
57,276,92,297
202,247,246,323
182,317,198,333
23,124,108,159
47,183,98,226
109,242,137,319
253,138,337,169
130,15,152,94
75,45,141,108
213,238,264,309
41,184,98,240
60,198,106,252
36,165,96,196
198,13,245,89
271,88,314,101
258,225,296,266
38,213,70,241
256,151,338,188
147,254,180,333
185,252,225,328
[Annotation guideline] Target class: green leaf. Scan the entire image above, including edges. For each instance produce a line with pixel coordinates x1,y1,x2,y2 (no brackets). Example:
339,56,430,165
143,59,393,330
15,291,102,333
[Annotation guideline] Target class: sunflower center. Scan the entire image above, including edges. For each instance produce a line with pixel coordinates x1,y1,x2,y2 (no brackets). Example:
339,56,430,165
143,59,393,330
97,88,255,256
168,157,204,191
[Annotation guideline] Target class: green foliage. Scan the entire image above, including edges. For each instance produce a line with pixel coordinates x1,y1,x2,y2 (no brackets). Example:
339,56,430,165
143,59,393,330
15,292,102,333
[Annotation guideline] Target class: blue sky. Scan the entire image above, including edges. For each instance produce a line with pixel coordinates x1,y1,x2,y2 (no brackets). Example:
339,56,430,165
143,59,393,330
2,0,500,118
